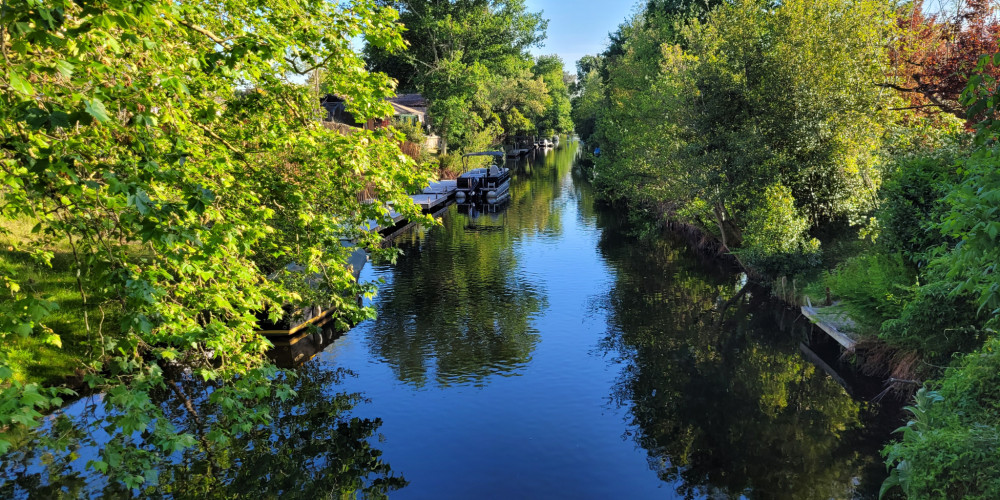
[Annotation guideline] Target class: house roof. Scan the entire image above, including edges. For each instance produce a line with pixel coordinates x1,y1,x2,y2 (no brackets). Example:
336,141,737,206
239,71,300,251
388,94,428,109
389,101,425,118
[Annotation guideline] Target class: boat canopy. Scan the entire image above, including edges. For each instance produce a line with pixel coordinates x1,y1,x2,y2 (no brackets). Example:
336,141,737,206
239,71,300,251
462,151,505,158
461,150,506,172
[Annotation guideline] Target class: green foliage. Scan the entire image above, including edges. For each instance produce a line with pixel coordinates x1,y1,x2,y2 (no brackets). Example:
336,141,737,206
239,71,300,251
575,0,896,277
879,50,1000,498
878,147,964,265
393,118,427,147
881,279,985,363
0,0,431,489
941,52,1000,322
365,0,564,151
738,183,821,277
882,342,1000,499
822,253,915,335
818,128,983,362
530,55,574,137
570,55,604,143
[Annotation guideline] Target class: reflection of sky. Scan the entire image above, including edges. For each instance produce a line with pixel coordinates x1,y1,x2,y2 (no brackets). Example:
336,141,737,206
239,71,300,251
526,0,639,68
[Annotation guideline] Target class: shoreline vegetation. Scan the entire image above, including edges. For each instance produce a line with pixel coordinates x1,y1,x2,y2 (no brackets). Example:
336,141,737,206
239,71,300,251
0,0,574,495
570,0,1000,496
2,0,999,497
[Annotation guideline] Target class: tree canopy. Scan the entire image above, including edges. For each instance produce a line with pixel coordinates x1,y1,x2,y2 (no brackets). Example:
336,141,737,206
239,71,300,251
0,0,430,489
365,0,571,153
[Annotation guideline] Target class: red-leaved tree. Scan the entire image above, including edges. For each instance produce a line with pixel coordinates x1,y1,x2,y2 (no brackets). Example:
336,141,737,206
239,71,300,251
888,0,1000,119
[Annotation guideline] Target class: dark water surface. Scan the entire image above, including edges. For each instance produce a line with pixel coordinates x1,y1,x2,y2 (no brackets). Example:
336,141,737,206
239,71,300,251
1,142,895,499
317,142,894,499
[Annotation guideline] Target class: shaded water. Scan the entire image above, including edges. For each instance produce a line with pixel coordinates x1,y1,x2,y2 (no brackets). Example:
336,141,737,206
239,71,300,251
1,142,896,498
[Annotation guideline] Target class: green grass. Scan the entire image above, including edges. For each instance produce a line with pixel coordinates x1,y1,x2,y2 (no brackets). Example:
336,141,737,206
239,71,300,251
1,217,115,387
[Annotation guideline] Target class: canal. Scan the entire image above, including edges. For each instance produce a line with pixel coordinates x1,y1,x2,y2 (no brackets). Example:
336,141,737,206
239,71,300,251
314,141,894,498
1,141,896,498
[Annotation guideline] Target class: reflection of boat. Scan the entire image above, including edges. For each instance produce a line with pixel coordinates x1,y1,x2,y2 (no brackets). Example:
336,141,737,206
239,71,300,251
458,198,511,225
456,151,511,203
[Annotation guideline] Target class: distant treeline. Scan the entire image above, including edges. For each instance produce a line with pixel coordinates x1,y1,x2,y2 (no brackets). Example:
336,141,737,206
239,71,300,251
366,0,573,157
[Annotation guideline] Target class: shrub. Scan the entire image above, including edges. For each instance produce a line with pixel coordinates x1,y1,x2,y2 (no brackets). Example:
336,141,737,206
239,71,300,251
822,252,915,335
883,338,1000,499
392,118,427,147
881,279,985,363
737,184,821,277
878,150,963,265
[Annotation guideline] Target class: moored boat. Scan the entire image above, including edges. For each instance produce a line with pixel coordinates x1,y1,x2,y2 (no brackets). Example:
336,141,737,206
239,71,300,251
455,151,511,203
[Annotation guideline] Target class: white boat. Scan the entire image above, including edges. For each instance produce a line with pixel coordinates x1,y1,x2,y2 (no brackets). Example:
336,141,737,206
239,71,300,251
455,151,511,203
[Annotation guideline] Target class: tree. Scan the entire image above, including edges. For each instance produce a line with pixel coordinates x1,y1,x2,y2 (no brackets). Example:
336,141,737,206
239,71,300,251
888,0,1000,119
0,0,431,489
580,0,897,273
570,55,604,143
365,0,549,151
530,55,574,137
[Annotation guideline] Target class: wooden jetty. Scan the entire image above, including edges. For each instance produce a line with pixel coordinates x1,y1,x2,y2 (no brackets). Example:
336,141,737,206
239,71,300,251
256,247,368,337
410,180,457,211
801,297,858,351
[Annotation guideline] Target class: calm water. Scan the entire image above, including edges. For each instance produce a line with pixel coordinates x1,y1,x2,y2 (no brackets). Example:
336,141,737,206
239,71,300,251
315,142,893,499
2,142,895,499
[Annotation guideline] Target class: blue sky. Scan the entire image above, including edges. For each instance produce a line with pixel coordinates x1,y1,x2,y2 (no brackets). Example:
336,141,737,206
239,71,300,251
525,0,639,71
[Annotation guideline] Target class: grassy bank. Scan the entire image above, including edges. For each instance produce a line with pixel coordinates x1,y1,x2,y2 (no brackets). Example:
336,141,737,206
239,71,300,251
0,217,119,388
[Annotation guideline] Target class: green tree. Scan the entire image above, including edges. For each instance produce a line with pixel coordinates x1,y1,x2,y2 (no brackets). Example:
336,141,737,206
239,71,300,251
530,55,573,137
570,55,605,144
0,0,431,489
365,0,549,151
580,0,897,272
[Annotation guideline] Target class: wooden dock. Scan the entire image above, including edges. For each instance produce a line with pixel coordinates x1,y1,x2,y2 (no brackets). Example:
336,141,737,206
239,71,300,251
801,298,858,350
423,180,457,194
410,180,457,211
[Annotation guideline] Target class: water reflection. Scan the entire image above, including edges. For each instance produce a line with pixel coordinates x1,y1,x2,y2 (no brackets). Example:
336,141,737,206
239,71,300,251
0,364,404,498
354,148,594,388
595,225,886,499
365,206,545,387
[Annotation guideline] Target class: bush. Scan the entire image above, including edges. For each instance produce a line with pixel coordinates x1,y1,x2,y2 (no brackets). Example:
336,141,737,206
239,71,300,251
822,252,915,335
881,279,985,363
738,184,821,277
392,118,427,146
878,150,963,265
883,338,1000,499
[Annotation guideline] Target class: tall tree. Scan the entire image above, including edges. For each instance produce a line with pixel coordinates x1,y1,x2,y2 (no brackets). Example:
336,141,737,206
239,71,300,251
365,0,548,152
0,0,430,489
579,0,897,274
888,0,1000,119
531,55,574,137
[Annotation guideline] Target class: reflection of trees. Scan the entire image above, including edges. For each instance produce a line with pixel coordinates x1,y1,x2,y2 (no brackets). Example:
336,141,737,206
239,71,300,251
597,230,881,499
368,210,545,387
360,148,589,387
504,145,579,236
0,364,405,498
